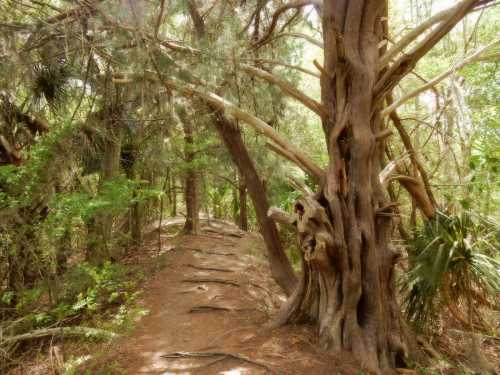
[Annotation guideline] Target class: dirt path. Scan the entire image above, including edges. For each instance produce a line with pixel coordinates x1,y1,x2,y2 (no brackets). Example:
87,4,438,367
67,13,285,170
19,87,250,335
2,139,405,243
91,220,359,374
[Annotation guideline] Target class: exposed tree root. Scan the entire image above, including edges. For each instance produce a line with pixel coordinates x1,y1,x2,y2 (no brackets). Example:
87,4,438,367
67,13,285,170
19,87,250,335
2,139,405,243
203,227,244,238
189,305,232,313
181,278,240,287
183,263,234,272
161,351,275,373
189,305,257,313
181,247,237,257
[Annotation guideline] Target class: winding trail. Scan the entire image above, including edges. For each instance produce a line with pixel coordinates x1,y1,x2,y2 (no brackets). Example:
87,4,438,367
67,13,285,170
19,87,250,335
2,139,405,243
93,220,359,374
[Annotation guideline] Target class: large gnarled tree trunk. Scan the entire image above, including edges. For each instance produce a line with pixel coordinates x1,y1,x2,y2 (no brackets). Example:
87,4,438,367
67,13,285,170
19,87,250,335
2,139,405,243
271,2,406,373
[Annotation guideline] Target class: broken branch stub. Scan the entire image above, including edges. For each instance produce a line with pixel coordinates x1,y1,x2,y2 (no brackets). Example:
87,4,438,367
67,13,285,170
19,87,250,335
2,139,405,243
293,197,334,265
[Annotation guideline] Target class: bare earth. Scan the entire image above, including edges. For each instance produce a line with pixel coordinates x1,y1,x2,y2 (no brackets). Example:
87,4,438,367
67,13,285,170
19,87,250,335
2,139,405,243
88,219,360,375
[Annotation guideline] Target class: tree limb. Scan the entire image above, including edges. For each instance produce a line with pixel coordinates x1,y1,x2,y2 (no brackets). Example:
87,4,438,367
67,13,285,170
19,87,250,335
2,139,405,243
251,59,320,78
374,0,483,102
268,207,296,227
253,0,322,48
258,31,324,49
241,65,328,118
382,41,500,117
387,96,437,210
111,71,324,183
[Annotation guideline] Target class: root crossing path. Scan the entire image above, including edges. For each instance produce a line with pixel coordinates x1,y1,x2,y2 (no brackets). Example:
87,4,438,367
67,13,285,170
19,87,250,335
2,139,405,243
94,220,360,374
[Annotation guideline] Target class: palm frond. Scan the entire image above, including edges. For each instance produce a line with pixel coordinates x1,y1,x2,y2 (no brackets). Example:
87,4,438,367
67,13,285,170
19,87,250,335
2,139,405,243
400,211,500,332
32,63,70,111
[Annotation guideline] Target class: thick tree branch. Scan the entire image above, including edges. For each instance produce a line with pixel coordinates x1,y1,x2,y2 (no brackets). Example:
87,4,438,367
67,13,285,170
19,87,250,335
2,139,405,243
111,71,324,183
154,0,166,38
379,0,497,68
382,41,500,117
0,135,22,165
268,207,296,227
186,0,205,40
374,0,482,102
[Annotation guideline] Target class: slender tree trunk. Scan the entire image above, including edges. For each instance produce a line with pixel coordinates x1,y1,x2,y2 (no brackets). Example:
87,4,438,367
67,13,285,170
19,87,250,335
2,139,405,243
212,112,296,295
180,112,200,234
238,179,248,231
130,185,142,245
171,174,177,216
123,144,142,246
273,2,406,373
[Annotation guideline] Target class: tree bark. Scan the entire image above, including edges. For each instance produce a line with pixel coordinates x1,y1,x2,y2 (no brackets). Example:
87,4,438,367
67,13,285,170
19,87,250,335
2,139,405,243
273,2,407,373
180,111,201,234
238,178,248,231
123,144,142,246
212,112,296,295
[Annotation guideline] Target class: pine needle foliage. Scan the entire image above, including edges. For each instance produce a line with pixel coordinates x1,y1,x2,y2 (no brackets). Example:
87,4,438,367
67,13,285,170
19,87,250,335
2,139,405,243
401,211,500,332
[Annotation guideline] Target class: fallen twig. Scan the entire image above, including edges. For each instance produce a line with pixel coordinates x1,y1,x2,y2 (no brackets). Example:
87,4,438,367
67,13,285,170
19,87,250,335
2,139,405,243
161,351,274,373
0,326,116,346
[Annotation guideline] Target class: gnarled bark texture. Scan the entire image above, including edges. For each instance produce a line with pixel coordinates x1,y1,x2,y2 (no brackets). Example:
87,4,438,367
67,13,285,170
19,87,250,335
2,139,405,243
212,112,297,295
273,2,406,373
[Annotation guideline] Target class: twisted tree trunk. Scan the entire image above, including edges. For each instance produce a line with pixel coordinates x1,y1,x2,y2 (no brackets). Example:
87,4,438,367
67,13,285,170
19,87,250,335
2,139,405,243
272,2,407,373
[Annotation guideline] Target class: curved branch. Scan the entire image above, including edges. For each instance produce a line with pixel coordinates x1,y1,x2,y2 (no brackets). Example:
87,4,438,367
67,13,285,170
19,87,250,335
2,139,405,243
111,71,324,183
241,65,328,117
255,31,324,49
253,0,322,48
382,41,500,117
387,96,437,211
251,59,320,78
379,0,497,68
374,0,481,102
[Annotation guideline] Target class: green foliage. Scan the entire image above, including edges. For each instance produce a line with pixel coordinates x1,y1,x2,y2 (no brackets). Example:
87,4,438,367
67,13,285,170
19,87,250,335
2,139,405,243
401,211,500,332
32,62,70,111
1,262,142,334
